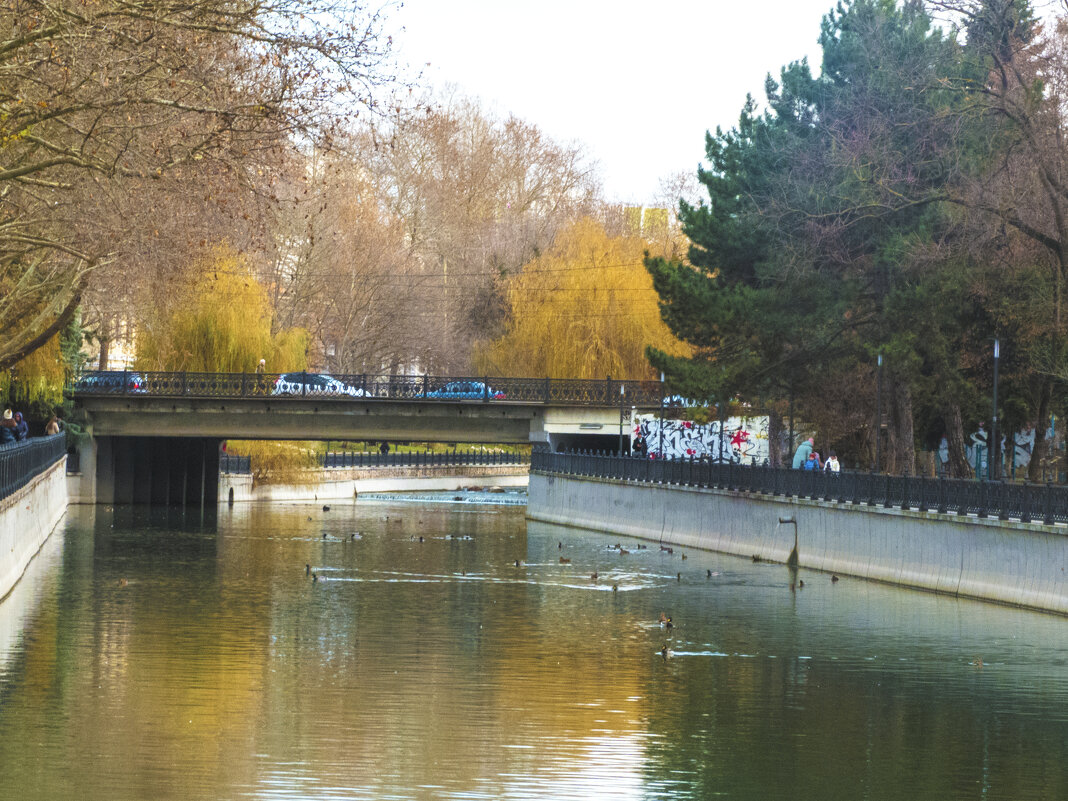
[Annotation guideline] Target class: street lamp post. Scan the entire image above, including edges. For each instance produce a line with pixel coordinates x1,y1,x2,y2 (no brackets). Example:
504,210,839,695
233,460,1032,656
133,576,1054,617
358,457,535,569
991,338,1000,480
875,353,883,473
659,372,665,460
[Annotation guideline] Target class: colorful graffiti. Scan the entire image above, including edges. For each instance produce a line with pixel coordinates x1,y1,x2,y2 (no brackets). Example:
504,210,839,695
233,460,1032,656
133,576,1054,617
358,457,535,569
634,414,770,463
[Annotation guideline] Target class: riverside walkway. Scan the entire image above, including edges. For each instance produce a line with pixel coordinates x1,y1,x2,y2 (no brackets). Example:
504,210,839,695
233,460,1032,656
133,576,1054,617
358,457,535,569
532,449,1068,524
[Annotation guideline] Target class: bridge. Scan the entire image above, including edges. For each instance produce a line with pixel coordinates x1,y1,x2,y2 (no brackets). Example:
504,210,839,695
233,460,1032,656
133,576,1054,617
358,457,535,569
70,371,661,506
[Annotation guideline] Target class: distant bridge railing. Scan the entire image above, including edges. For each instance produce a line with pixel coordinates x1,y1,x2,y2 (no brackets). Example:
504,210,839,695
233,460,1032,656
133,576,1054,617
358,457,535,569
71,371,662,406
319,449,529,469
220,449,530,475
0,433,67,501
532,449,1068,526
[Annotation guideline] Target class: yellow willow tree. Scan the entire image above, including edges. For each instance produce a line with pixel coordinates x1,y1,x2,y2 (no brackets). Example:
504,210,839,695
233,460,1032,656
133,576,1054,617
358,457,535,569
137,246,308,373
474,217,690,379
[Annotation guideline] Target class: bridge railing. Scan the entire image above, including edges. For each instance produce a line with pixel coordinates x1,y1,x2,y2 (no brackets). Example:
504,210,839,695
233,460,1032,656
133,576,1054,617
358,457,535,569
531,449,1068,525
69,371,662,406
0,433,67,501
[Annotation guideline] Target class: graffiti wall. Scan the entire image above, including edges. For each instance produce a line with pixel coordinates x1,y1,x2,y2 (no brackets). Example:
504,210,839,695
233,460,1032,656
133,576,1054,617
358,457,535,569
633,414,770,464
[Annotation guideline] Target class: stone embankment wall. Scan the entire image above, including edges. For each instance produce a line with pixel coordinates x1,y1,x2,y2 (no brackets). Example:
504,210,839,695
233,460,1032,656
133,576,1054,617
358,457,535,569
528,472,1068,615
0,458,68,601
221,465,528,503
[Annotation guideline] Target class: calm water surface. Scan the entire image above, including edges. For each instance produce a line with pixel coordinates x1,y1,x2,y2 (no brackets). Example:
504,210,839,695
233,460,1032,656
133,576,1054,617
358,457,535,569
1,497,1067,800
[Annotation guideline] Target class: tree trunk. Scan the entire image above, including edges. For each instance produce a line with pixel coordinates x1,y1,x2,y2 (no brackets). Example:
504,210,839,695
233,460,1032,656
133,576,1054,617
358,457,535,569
768,408,783,468
944,403,971,478
1028,377,1053,482
98,336,111,371
892,380,916,476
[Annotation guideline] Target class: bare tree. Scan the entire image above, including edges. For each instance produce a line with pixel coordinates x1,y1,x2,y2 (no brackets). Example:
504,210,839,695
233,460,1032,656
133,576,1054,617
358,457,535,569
0,0,401,370
359,91,600,371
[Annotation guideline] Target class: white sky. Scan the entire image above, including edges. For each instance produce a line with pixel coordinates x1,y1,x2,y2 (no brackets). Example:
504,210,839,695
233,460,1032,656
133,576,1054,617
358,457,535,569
389,0,840,204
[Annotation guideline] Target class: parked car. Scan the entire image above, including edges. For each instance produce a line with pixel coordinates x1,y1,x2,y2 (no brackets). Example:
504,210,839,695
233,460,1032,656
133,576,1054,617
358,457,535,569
271,372,366,397
73,371,148,394
426,381,506,400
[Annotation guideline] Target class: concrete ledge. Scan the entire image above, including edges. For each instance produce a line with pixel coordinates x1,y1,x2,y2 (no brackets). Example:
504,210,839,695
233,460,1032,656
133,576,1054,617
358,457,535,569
221,468,527,503
528,472,1068,615
0,458,68,601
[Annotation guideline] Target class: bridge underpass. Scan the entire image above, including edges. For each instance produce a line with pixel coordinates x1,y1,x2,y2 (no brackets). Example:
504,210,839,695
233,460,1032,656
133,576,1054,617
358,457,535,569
71,372,660,506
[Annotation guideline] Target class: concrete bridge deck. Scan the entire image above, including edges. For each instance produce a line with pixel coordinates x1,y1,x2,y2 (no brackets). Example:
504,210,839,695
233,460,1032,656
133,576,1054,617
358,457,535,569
70,371,660,505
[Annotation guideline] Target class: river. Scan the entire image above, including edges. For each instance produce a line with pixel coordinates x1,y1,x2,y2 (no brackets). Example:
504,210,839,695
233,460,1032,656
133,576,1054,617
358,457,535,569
0,496,1066,800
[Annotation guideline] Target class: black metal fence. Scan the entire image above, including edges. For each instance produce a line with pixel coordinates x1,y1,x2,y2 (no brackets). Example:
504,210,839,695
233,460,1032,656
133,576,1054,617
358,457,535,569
219,454,252,474
0,434,67,501
532,449,1068,525
320,449,529,468
70,370,661,407
220,449,530,475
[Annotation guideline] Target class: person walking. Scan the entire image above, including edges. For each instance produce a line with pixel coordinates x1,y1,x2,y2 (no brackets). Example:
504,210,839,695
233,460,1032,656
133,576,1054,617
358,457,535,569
255,359,266,374
792,437,814,469
824,450,840,473
45,415,61,435
633,432,648,458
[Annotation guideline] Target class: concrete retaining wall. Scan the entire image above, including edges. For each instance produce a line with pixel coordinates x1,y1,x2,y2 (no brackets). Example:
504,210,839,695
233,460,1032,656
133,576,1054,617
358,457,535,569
0,458,68,601
528,472,1068,614
221,466,528,503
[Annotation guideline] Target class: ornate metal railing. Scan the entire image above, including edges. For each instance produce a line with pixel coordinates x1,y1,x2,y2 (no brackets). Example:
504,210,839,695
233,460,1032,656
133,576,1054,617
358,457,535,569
70,371,662,406
0,433,67,501
532,449,1068,525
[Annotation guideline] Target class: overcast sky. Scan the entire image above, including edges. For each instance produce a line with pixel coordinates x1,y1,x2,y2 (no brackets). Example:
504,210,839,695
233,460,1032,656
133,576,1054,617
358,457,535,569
388,0,841,204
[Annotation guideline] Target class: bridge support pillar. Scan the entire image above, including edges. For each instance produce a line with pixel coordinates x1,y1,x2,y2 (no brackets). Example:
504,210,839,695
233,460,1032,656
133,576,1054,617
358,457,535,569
89,435,220,507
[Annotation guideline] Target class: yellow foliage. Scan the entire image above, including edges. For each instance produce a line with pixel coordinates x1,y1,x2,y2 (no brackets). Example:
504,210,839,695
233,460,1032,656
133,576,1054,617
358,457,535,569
137,245,309,372
225,440,319,485
474,218,690,379
1,334,65,408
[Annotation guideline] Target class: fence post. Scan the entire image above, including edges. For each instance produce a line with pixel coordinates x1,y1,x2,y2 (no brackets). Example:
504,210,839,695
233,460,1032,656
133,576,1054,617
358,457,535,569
301,371,307,397
900,474,910,511
998,481,1010,521
1044,482,1054,526
544,377,551,403
1021,482,1032,523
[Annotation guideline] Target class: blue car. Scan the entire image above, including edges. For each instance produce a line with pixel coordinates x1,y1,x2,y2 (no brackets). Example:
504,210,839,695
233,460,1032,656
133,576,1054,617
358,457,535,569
426,381,506,400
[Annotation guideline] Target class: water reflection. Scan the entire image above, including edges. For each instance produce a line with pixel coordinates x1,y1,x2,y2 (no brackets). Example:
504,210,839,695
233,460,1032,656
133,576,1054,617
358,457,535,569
0,500,1066,800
